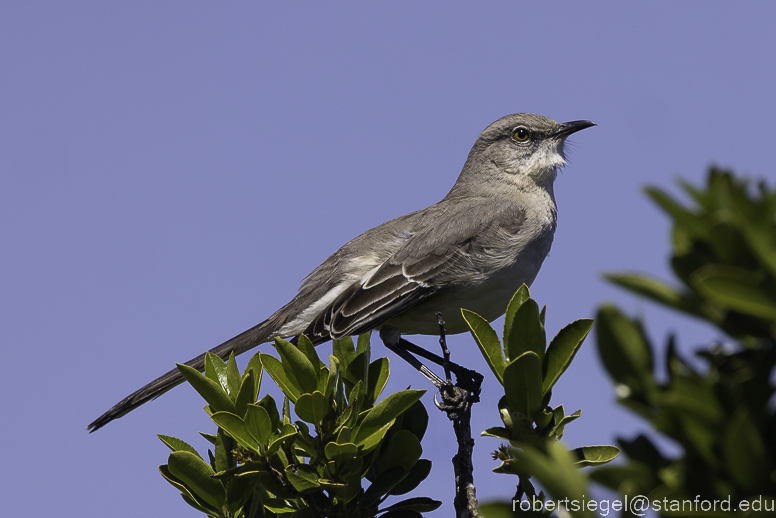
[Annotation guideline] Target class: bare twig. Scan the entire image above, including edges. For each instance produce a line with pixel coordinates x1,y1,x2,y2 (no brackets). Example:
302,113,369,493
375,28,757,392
434,315,483,518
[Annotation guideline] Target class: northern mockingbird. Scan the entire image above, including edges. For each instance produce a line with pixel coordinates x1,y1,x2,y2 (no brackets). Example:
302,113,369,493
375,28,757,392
88,113,595,432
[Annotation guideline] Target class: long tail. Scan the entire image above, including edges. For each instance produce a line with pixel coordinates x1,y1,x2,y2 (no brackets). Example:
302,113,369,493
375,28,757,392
87,322,272,433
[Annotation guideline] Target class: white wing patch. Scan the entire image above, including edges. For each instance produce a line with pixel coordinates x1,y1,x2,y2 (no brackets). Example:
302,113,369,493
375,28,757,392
277,254,383,336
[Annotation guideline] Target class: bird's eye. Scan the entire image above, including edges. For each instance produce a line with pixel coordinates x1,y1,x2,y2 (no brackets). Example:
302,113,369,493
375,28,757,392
513,128,530,141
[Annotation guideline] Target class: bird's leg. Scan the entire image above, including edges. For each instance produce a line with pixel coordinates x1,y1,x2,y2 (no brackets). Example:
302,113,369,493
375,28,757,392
380,329,446,389
396,338,483,403
436,312,453,386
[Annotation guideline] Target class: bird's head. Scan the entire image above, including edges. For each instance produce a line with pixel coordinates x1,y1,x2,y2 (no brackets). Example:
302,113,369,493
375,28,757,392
451,113,596,196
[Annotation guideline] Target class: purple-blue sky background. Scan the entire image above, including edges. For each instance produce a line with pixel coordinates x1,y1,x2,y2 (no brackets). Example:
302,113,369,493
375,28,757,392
2,2,775,516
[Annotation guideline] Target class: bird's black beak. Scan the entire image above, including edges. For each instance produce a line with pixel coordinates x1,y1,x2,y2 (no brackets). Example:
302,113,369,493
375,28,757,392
553,120,597,138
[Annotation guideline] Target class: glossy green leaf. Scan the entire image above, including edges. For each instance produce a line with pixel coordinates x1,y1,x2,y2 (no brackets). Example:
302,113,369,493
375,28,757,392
356,332,371,355
325,355,340,399
367,357,390,404
389,459,432,496
225,352,241,398
234,368,255,417
346,351,370,386
333,336,357,369
284,464,321,493
503,285,531,351
362,466,409,506
243,351,263,397
210,412,257,452
295,391,329,424
261,353,301,402
325,442,358,462
274,338,318,394
505,298,545,362
177,363,236,414
159,464,217,514
571,445,621,467
462,308,505,384
257,393,280,432
167,451,226,510
357,421,394,452
692,265,776,321
377,430,422,476
244,404,273,445
353,389,425,446
204,352,229,393
398,400,428,442
481,427,511,440
158,435,201,457
297,334,322,369
542,319,593,394
503,352,543,420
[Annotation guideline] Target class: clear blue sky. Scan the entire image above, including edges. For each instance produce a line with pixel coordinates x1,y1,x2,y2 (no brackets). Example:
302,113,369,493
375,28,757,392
2,2,775,516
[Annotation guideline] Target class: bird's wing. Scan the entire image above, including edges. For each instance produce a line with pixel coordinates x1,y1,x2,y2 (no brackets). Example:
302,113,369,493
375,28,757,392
303,199,526,342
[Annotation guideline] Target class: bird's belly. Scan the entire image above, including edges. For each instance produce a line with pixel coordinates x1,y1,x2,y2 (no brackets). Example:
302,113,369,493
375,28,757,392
383,241,549,336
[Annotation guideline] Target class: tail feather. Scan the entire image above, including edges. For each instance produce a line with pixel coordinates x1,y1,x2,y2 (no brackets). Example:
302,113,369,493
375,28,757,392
87,322,272,433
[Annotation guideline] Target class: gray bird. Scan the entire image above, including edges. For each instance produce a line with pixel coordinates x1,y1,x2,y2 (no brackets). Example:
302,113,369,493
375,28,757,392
88,113,595,432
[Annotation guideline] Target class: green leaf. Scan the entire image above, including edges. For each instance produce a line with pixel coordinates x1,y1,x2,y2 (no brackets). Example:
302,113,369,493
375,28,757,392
205,352,229,393
297,334,322,369
398,400,428,442
462,308,505,384
503,285,530,352
503,352,543,420
353,389,425,446
243,351,263,397
167,451,226,510
257,393,280,432
571,445,621,467
723,407,771,491
234,368,255,417
595,305,654,395
505,298,546,362
542,319,593,394
389,459,432,496
605,272,705,318
357,332,371,356
346,351,370,386
157,435,201,457
226,352,241,399
377,430,422,476
261,353,301,402
284,464,321,493
692,265,776,321
511,442,596,518
177,363,236,414
333,336,357,369
210,412,257,452
380,496,442,513
325,442,358,462
325,355,341,399
295,391,329,424
362,466,409,506
357,421,394,452
159,464,218,514
274,338,319,394
481,427,511,440
367,357,390,404
244,404,273,445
